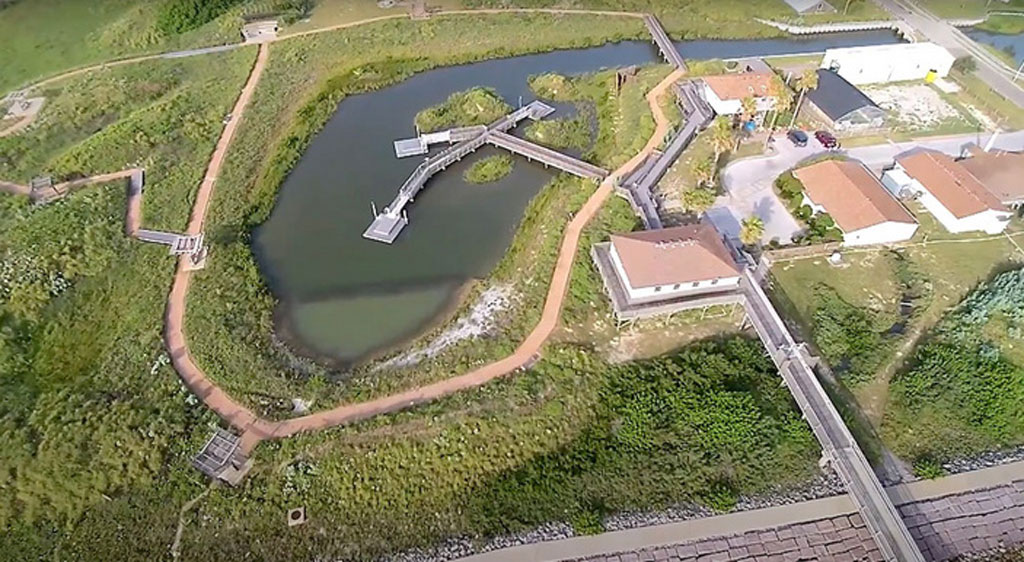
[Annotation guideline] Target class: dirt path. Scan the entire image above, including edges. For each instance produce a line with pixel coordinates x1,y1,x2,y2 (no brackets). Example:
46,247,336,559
1,9,678,451
243,67,688,447
163,44,273,443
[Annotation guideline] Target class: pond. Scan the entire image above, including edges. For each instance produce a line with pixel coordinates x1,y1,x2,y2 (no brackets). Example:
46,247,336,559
253,29,900,366
965,27,1024,66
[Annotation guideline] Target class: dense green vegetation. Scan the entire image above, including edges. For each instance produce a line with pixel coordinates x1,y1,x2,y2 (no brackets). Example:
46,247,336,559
414,86,512,133
157,0,245,34
811,285,892,385
464,154,514,183
525,112,593,150
0,49,254,554
774,170,843,245
184,16,664,414
883,267,1024,469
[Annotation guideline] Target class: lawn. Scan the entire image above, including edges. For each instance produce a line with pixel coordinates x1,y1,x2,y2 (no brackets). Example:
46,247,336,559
771,211,1024,429
0,48,255,557
0,0,248,93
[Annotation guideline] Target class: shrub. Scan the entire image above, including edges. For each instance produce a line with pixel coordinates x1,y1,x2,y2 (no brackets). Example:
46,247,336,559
414,87,511,133
157,0,244,35
464,155,514,184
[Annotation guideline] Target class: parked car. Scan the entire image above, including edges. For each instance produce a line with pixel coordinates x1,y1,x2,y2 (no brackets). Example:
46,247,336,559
787,130,809,147
815,130,840,150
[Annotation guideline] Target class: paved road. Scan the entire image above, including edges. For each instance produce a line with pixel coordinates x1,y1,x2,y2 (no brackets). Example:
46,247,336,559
875,0,1024,109
710,130,1024,244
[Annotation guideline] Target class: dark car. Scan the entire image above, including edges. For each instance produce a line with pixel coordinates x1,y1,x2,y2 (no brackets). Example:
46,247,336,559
787,130,808,147
815,130,840,150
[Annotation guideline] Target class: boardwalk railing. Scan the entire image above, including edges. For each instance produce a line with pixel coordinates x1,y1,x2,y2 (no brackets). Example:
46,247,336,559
643,14,686,70
741,269,925,562
487,131,608,180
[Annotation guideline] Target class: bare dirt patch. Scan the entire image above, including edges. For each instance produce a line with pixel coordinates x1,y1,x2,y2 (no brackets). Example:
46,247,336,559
864,84,964,128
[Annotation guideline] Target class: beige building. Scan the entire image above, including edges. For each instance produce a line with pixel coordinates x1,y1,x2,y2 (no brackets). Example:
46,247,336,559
883,150,1012,234
794,160,918,246
592,223,743,320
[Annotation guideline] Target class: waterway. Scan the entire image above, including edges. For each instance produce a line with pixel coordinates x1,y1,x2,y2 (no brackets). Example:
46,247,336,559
965,27,1024,66
253,29,900,366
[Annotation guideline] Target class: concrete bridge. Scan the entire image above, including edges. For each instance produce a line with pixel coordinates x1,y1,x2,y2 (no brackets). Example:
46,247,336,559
643,14,686,71
741,269,925,562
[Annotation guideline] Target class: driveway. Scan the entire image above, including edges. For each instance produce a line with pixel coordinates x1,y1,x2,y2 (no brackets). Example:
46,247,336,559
709,130,1024,245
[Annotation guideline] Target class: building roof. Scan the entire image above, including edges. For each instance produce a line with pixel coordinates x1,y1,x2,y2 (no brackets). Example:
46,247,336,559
610,223,740,289
823,41,955,63
784,0,835,13
896,150,1009,218
794,160,917,233
703,72,776,102
806,69,883,122
959,144,1024,205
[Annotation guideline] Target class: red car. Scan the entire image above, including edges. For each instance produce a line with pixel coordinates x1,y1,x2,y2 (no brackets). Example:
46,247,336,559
815,130,840,150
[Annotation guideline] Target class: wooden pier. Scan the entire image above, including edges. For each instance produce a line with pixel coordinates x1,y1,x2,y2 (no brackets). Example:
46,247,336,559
365,100,606,244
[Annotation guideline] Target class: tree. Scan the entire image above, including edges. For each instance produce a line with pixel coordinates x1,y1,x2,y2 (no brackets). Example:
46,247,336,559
764,77,795,148
740,216,765,246
953,55,977,75
789,69,819,128
709,116,733,161
683,188,717,215
691,157,716,188
740,96,757,121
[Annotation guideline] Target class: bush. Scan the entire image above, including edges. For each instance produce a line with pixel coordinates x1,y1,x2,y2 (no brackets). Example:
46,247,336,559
912,457,946,480
414,87,512,133
157,0,244,35
464,155,514,184
812,285,889,384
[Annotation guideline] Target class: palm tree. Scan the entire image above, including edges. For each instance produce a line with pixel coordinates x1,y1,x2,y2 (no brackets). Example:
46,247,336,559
691,157,716,188
740,96,757,122
789,69,819,129
740,216,765,246
709,116,733,162
682,187,717,216
764,77,795,148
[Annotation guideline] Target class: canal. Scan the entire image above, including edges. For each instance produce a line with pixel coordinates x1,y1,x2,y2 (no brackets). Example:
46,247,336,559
253,29,900,366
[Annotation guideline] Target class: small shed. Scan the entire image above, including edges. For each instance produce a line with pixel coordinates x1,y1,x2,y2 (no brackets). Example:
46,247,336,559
193,428,253,486
805,69,885,130
241,20,279,43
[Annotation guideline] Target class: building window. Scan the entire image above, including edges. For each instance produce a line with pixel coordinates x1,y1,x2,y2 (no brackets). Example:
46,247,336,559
673,284,680,290
692,282,699,287
711,279,719,285
654,286,662,292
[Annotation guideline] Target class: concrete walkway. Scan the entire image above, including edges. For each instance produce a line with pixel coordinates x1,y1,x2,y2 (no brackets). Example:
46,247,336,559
454,460,1024,562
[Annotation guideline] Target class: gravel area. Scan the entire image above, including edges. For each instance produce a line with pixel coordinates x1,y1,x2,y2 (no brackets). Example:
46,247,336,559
864,84,964,127
940,445,1024,476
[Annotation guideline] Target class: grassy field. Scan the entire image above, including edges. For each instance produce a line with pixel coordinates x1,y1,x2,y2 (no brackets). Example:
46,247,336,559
881,267,1024,474
0,48,255,556
0,0,253,93
464,154,514,183
771,210,1024,430
923,0,1024,20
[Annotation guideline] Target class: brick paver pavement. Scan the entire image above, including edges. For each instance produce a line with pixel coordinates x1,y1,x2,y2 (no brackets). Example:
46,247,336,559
572,480,1024,562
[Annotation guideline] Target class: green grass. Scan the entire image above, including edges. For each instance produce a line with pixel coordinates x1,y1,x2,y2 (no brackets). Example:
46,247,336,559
170,339,820,561
524,112,593,150
414,86,511,132
464,154,514,183
882,267,1024,468
0,0,250,93
977,13,1024,34
0,47,255,552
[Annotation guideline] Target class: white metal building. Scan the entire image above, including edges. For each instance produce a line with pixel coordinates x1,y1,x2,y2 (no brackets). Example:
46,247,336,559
821,42,955,85
883,150,1012,234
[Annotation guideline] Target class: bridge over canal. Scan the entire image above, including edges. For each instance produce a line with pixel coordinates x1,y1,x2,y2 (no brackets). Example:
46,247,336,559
643,14,686,71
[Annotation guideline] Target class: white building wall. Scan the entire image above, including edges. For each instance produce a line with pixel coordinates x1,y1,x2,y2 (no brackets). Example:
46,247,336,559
843,221,919,246
609,244,741,301
821,43,955,85
702,86,741,116
882,168,1011,234
800,193,827,215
